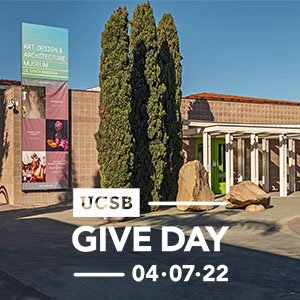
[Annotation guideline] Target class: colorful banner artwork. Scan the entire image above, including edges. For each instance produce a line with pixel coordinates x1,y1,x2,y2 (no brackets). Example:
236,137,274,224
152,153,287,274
21,23,69,191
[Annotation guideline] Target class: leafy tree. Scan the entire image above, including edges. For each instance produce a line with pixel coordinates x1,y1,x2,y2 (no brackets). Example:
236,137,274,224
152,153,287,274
95,7,133,188
158,14,184,202
130,2,166,211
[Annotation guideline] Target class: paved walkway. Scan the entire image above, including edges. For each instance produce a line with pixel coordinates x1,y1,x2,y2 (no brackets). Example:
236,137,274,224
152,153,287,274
0,269,50,300
0,196,299,300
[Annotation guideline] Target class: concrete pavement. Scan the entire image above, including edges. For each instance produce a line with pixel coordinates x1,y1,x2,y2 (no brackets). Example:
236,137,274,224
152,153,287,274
0,196,299,300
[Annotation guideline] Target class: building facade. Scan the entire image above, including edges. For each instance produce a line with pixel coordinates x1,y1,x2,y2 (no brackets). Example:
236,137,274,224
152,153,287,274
1,83,300,207
0,81,100,207
181,93,300,196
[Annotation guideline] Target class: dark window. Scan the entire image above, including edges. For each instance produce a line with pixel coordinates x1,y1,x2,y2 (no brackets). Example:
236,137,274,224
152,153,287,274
197,143,203,164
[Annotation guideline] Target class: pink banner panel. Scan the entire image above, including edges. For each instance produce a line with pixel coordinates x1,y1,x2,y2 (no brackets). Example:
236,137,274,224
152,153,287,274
46,152,69,183
46,86,68,120
22,119,46,151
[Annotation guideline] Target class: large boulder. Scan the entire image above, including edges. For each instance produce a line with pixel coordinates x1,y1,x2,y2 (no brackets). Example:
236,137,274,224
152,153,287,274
225,181,270,209
176,160,215,211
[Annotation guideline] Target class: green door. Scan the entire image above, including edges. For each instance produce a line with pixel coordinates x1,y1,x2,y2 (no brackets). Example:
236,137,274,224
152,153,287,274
211,138,226,195
195,138,226,195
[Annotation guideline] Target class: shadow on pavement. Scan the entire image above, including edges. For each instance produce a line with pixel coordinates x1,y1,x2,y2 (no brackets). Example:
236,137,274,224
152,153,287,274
0,269,51,300
135,209,281,236
0,206,299,300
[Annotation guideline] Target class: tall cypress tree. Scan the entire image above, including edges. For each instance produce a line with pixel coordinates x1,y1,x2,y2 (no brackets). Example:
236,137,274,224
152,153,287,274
158,14,184,202
130,2,166,211
95,7,133,188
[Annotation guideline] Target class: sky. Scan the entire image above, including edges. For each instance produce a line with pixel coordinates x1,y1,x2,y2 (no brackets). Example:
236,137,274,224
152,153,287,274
1,1,300,101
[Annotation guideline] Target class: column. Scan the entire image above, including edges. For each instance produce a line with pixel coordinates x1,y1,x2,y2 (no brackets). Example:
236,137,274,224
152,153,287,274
279,134,288,197
288,139,296,193
225,133,233,193
262,138,269,192
203,132,212,187
250,134,259,185
237,138,245,183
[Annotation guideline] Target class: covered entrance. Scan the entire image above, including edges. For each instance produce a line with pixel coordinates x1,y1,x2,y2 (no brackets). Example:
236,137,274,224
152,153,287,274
185,121,300,197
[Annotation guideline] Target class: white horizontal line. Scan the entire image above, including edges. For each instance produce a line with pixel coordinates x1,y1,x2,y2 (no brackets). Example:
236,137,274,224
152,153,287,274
148,201,226,206
73,272,125,278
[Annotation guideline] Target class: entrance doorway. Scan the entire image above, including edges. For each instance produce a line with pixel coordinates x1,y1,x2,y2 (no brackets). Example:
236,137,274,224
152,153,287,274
196,138,226,194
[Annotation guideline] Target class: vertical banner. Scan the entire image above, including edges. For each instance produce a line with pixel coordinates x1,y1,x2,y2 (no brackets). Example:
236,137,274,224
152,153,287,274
21,23,69,190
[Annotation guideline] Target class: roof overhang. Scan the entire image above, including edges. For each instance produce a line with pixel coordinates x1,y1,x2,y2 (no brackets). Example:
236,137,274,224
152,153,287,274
183,120,300,139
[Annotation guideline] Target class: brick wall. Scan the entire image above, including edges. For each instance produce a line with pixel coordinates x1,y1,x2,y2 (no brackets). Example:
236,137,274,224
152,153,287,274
181,98,300,125
0,88,15,204
0,86,100,207
183,138,196,162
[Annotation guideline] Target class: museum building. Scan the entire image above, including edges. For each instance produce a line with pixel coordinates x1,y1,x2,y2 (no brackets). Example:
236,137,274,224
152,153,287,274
181,92,300,196
1,80,300,207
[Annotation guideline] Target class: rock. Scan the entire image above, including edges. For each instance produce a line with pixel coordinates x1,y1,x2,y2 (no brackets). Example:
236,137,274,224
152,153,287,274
176,160,215,211
225,181,270,209
104,217,125,222
245,204,266,212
